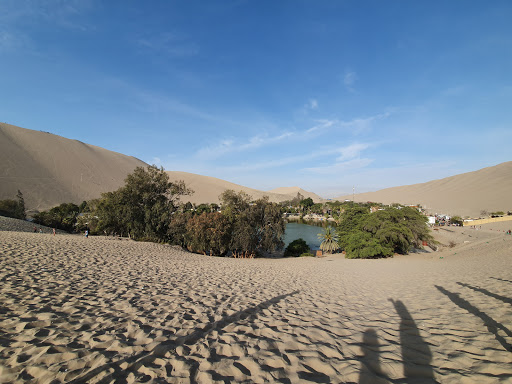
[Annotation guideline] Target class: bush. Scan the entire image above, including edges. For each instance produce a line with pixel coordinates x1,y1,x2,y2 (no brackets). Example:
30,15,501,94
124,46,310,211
300,252,315,257
284,238,310,257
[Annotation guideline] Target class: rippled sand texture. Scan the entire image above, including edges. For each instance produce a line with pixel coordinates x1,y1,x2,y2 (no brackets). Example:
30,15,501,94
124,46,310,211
1,221,511,383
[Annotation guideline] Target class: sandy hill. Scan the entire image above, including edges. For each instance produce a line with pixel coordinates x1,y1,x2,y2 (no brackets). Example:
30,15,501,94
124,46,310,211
166,172,321,205
0,123,147,212
268,186,324,203
335,162,512,217
0,123,319,211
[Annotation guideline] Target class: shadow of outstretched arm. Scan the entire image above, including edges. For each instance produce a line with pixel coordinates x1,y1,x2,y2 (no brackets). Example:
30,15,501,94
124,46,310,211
435,285,512,352
457,282,512,306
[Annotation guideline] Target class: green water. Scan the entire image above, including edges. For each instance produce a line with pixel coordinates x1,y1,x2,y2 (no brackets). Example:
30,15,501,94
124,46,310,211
284,222,328,250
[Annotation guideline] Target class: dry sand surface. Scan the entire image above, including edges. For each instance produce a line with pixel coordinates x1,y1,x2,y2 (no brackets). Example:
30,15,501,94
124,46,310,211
1,217,511,383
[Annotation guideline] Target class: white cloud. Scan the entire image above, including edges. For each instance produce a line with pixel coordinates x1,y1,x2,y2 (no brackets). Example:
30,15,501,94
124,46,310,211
304,157,374,175
344,70,358,91
303,142,373,174
336,143,370,161
136,32,199,57
306,112,390,136
196,132,294,159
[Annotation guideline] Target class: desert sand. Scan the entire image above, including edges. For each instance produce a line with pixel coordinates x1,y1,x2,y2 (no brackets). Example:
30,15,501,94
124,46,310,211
1,216,511,383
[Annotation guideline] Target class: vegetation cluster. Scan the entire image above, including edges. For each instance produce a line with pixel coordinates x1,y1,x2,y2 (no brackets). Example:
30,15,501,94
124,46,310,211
5,166,438,260
337,205,434,258
28,166,285,258
0,190,26,220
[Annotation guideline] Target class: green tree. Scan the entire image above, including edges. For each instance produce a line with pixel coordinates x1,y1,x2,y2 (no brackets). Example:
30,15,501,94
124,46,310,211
94,165,192,240
318,226,339,253
337,205,433,259
185,212,232,256
0,190,26,220
33,202,80,232
300,197,314,212
344,231,394,259
219,191,285,258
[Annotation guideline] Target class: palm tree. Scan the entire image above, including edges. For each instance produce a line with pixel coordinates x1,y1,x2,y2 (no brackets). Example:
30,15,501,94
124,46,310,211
318,226,339,254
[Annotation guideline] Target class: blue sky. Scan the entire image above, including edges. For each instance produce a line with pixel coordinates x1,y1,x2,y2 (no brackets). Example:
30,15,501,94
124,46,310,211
1,1,511,197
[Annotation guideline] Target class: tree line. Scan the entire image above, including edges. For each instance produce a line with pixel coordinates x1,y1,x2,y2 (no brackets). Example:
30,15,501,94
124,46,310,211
31,166,285,258
6,166,435,259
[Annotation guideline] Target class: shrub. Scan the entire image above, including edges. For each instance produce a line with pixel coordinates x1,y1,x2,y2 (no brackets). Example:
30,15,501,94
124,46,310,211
284,238,310,257
300,252,315,257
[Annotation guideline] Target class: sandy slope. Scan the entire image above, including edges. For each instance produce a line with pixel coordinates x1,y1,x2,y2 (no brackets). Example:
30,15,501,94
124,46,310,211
1,123,320,210
1,217,511,383
335,162,512,218
0,123,147,212
267,187,323,203
166,172,320,205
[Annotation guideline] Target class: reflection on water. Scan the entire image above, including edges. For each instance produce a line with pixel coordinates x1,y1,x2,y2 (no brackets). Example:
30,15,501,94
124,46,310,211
284,222,326,250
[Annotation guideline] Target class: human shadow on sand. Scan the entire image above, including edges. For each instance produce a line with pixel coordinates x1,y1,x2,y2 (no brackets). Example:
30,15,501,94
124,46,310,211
358,329,385,384
389,299,438,383
435,285,512,352
490,277,512,284
457,282,512,305
68,290,299,383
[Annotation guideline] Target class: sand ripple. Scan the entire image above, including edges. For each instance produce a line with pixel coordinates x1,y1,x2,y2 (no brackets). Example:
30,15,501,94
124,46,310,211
1,224,512,383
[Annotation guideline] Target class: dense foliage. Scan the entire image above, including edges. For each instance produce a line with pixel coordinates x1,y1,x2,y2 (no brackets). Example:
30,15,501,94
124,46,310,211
180,190,285,258
337,205,433,259
33,202,80,232
284,238,310,257
94,166,191,240
0,190,26,220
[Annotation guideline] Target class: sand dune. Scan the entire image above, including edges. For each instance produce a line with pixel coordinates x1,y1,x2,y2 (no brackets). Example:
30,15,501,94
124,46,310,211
336,162,512,218
1,216,511,383
2,123,510,216
267,186,323,203
166,172,322,205
1,123,320,211
0,123,147,213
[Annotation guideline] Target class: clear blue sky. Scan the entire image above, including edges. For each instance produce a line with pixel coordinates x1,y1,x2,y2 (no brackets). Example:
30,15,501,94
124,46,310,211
1,1,511,197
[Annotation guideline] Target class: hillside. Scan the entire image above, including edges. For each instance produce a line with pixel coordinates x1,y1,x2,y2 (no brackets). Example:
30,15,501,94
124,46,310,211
335,162,512,217
166,172,322,205
0,123,147,212
267,186,324,203
0,123,320,211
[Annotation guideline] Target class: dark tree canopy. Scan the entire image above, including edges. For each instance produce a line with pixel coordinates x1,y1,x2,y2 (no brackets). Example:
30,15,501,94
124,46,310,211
95,165,192,240
337,205,433,259
0,190,26,220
